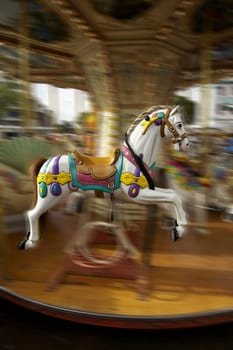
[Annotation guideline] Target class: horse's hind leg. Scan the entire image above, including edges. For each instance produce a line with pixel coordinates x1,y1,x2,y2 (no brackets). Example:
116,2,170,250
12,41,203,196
19,186,69,250
25,204,46,247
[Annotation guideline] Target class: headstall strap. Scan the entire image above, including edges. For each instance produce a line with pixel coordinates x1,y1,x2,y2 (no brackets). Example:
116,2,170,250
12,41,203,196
124,133,155,190
160,107,186,143
160,107,172,138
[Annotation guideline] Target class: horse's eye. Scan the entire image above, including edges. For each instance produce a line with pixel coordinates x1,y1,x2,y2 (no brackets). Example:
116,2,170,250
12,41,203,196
144,115,150,121
178,123,182,129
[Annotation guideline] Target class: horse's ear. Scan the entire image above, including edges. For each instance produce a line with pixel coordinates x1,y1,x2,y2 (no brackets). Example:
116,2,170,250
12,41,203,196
170,105,179,115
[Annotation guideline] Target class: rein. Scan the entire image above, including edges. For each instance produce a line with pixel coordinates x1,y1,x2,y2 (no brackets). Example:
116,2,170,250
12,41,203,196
124,132,155,190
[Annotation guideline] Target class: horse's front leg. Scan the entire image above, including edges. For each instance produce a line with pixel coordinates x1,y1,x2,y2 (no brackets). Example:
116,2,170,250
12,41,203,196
135,187,187,239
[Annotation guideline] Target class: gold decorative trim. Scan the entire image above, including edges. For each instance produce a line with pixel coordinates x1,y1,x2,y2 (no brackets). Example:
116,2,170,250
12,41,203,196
120,173,148,188
37,172,72,185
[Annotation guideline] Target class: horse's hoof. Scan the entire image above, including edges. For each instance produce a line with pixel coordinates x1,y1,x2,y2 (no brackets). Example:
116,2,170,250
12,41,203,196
18,239,27,250
168,219,180,242
18,239,38,250
170,227,180,242
18,232,30,250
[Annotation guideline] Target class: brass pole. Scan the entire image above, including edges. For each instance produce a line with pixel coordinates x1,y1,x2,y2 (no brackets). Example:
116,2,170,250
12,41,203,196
200,19,212,127
196,18,212,233
18,0,31,133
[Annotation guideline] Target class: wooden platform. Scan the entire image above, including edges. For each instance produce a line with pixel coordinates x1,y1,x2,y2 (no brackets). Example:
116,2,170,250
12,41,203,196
0,209,232,329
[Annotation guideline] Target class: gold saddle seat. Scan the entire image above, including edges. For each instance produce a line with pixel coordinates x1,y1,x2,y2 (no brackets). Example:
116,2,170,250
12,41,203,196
73,148,120,180
73,148,120,167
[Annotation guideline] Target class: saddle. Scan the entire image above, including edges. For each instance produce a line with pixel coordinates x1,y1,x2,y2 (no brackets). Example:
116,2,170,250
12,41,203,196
73,148,120,180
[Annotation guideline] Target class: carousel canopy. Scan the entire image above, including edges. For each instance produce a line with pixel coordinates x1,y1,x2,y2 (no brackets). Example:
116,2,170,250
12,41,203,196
0,0,232,113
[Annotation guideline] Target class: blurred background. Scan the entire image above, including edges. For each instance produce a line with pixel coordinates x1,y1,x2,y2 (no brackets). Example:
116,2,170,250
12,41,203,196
0,0,232,218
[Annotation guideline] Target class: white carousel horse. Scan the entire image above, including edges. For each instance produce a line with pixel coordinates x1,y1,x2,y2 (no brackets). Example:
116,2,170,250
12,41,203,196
19,105,189,250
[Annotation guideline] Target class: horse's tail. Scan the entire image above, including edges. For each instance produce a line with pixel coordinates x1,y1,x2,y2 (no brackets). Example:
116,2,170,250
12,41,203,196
29,157,47,207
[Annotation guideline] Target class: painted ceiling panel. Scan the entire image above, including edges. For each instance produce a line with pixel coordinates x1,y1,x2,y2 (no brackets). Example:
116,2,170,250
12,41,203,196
0,0,69,43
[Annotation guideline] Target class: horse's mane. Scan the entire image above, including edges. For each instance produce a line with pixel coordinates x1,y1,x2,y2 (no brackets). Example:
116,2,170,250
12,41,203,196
126,105,173,136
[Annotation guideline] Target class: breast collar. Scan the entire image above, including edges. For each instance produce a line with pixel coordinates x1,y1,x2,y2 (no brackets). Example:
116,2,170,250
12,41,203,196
122,134,155,190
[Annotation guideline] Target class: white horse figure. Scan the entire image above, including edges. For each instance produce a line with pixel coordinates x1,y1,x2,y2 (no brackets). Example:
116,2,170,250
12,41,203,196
19,105,189,250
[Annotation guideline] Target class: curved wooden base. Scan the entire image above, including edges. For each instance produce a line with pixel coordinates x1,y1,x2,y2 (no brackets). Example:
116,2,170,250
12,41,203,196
1,210,233,329
0,286,232,329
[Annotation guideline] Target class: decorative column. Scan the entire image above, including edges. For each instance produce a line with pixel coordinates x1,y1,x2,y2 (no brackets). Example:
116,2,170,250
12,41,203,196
199,23,212,126
97,109,120,156
83,112,97,155
18,0,31,131
195,22,212,233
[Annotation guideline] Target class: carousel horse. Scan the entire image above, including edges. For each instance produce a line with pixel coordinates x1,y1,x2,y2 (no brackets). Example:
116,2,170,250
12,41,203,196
19,105,189,250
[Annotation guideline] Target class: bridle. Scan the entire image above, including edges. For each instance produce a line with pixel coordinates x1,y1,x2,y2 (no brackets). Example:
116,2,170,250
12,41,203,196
160,108,187,144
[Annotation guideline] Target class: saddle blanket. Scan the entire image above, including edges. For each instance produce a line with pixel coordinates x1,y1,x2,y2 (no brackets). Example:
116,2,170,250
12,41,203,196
68,151,123,193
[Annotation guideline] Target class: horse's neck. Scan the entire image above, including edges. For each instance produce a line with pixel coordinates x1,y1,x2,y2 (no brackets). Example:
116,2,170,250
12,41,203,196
124,132,162,168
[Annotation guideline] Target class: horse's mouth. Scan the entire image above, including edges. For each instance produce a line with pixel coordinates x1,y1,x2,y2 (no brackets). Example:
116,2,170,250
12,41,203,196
179,139,189,152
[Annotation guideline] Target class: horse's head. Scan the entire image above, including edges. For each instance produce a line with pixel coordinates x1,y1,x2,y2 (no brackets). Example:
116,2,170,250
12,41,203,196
127,106,189,152
161,106,189,151
125,106,189,169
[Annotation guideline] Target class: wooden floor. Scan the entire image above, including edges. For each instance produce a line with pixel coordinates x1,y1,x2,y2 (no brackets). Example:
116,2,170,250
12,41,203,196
0,209,233,329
